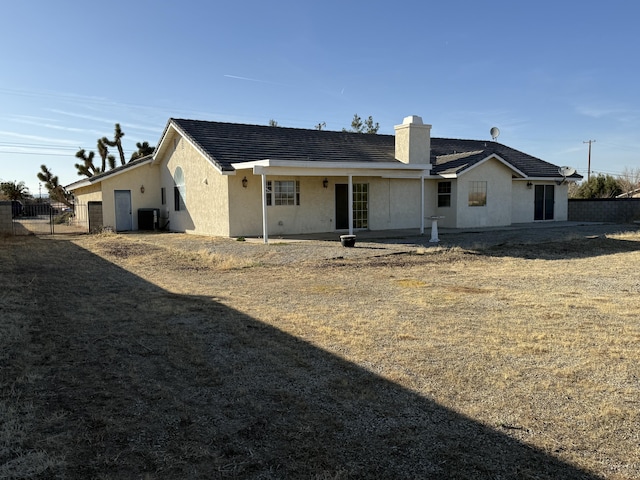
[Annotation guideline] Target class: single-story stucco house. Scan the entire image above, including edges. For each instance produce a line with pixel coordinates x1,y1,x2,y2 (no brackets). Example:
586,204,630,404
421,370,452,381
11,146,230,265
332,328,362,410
66,115,582,240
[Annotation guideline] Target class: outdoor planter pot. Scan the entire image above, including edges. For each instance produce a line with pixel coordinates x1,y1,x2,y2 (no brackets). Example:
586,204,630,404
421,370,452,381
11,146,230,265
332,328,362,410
340,234,356,247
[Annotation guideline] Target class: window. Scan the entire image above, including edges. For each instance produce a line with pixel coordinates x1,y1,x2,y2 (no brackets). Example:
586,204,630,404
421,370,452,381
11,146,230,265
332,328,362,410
266,180,300,206
437,181,451,207
174,167,186,211
468,181,487,207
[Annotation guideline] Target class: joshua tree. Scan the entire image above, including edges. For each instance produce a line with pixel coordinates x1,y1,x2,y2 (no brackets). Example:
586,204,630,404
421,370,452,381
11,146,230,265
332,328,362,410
102,123,126,165
38,165,73,207
130,141,156,161
74,148,100,177
97,138,116,172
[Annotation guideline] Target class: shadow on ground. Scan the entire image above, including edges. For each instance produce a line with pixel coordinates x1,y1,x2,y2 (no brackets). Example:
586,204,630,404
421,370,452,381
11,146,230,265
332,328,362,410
2,237,604,479
372,224,640,261
475,235,640,260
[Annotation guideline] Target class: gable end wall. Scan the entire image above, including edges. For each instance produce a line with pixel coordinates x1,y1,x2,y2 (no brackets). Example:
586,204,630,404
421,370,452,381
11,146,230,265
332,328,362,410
159,134,231,236
455,159,513,228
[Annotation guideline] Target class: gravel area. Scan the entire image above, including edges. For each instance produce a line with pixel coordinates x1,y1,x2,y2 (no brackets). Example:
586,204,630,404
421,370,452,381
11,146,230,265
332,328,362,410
122,222,640,265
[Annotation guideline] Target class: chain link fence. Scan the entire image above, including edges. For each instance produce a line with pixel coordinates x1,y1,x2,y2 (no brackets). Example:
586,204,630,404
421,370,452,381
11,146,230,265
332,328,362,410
11,202,89,235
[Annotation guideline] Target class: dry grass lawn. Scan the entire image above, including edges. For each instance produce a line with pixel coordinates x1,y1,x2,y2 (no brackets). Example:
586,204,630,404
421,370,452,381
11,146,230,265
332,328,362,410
1,229,639,479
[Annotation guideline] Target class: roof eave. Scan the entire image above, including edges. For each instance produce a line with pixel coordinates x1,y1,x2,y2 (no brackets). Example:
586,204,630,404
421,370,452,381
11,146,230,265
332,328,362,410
459,154,527,178
65,156,154,191
152,119,227,174
232,159,432,171
65,178,93,190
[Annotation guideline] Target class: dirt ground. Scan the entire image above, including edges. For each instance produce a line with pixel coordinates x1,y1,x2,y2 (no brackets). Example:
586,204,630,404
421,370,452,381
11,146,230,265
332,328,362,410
1,224,640,479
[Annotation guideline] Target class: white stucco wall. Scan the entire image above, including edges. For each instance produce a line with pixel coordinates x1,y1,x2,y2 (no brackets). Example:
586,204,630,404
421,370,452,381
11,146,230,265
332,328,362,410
455,159,513,228
554,183,569,221
71,183,102,227
230,175,359,237
511,181,569,223
100,164,161,231
368,178,424,230
434,179,457,228
423,180,438,221
511,181,534,223
159,134,231,236
70,163,160,231
228,174,431,237
227,173,264,237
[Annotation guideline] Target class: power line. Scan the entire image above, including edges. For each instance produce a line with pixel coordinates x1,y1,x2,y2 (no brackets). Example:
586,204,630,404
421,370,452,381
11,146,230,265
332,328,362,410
0,142,77,150
0,150,72,157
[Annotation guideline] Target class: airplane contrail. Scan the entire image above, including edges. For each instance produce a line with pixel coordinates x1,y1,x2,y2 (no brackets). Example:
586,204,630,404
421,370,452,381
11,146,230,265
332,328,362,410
224,74,279,85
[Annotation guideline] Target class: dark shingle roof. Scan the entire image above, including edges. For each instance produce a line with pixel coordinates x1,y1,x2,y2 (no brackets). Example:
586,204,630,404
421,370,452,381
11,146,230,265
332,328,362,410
65,155,153,190
171,119,396,172
170,119,576,178
430,138,573,178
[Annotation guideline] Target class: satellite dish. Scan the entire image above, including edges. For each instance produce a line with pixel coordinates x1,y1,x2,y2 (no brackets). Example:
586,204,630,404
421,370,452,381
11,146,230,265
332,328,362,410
490,127,500,141
558,166,576,178
557,166,577,185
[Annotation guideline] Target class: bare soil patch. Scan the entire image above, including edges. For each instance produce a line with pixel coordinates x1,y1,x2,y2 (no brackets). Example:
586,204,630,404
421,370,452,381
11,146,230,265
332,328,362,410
2,229,639,479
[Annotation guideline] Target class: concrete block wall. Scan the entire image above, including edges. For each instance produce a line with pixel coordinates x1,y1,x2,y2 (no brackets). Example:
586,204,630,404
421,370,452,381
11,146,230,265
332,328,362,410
568,199,640,223
0,201,13,234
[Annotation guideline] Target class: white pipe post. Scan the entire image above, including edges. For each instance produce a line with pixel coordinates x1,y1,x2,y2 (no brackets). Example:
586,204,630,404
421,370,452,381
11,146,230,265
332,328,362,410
348,175,354,236
261,174,268,244
420,175,425,235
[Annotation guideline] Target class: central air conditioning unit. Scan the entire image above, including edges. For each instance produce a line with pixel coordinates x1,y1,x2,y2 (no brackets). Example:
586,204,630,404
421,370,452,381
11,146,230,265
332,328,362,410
138,208,159,230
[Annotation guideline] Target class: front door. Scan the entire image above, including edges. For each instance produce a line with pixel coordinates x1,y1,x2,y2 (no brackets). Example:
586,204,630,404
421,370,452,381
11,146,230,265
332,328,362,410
534,185,554,220
335,183,368,230
335,184,349,229
114,190,132,231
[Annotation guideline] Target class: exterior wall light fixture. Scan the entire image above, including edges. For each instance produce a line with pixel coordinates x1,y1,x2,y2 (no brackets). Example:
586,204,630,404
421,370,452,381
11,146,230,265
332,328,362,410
323,178,328,189
242,176,248,188
140,185,145,194
526,181,533,189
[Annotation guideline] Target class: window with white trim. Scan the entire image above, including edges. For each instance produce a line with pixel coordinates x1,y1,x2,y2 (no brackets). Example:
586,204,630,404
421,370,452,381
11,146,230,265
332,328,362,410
266,180,300,206
468,181,487,207
438,181,451,207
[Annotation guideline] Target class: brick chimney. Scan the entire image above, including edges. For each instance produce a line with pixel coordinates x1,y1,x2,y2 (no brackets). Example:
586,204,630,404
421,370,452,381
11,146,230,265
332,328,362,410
394,115,431,164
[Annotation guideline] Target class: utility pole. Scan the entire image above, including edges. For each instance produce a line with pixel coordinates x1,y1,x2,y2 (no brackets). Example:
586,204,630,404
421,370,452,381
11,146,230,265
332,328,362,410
583,139,595,182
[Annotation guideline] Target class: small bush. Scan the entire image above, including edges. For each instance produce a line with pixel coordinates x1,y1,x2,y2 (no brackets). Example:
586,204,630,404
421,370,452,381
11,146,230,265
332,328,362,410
53,212,74,225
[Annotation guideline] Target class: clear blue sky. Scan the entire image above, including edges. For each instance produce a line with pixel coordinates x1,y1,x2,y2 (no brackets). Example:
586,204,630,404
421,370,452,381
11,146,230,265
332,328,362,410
1,0,639,195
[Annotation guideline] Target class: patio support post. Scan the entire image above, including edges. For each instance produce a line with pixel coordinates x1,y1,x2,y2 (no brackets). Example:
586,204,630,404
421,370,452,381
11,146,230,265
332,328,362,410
420,175,425,235
261,173,268,244
348,174,354,236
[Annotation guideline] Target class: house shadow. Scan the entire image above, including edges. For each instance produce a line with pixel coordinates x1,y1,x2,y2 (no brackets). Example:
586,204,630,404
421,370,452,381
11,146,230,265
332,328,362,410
14,237,605,479
391,223,640,261
471,235,640,261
